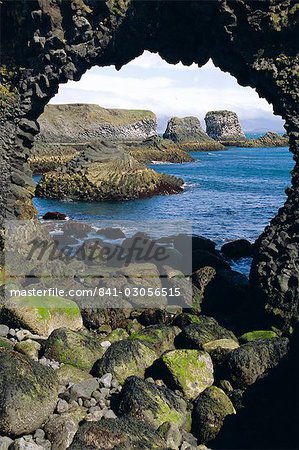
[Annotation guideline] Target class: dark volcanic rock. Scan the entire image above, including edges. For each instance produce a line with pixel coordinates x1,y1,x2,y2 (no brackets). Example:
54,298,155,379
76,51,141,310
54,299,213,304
163,116,224,151
192,386,235,443
225,337,289,388
69,417,167,449
128,324,180,355
93,339,157,384
118,376,190,429
178,316,238,349
192,249,231,272
221,239,254,259
42,211,67,220
205,110,246,144
202,269,250,317
0,349,58,436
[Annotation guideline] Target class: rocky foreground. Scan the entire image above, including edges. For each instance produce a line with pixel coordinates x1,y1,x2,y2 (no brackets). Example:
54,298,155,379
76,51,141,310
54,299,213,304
36,142,184,201
0,226,295,449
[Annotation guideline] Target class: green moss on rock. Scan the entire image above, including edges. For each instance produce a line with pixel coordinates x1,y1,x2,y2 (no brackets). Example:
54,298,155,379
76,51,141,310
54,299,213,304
118,376,191,430
0,349,58,436
94,339,157,384
1,295,83,337
239,330,278,343
129,325,180,355
44,328,106,371
161,349,214,400
192,386,236,443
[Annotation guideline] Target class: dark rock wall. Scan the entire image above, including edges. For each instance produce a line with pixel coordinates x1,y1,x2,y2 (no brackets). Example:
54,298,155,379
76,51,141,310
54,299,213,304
0,0,298,330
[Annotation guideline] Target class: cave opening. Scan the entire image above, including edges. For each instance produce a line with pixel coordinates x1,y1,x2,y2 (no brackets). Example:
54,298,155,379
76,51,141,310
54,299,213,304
30,51,291,279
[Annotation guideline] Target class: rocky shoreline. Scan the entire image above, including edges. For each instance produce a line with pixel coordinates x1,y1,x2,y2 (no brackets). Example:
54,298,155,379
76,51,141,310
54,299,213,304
35,143,184,201
0,225,294,450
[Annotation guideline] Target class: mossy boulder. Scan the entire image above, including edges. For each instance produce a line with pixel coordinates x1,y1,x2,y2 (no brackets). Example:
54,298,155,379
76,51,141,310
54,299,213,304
69,417,167,450
15,339,41,360
1,295,83,337
225,338,289,388
178,316,238,349
118,376,191,430
44,328,106,371
0,337,14,349
239,330,278,343
161,349,214,400
56,364,93,386
192,386,236,443
129,325,180,355
0,349,58,436
93,339,157,384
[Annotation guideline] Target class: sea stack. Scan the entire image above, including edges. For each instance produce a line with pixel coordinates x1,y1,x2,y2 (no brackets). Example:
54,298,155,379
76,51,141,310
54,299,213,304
163,116,224,151
205,110,246,144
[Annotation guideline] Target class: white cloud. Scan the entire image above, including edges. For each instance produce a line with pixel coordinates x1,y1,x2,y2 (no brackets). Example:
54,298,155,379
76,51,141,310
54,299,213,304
51,51,284,132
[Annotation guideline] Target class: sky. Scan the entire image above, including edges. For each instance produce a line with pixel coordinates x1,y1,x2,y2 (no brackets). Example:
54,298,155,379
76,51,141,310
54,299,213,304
51,51,285,133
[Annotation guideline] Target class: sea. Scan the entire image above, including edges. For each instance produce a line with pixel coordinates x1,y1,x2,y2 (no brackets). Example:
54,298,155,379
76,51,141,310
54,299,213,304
33,141,293,275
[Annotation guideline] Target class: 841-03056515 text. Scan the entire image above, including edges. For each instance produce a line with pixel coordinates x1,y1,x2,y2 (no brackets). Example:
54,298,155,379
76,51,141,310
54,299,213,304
8,286,182,298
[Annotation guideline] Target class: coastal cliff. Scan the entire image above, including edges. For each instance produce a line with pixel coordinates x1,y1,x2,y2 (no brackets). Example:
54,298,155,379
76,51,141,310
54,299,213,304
39,104,157,142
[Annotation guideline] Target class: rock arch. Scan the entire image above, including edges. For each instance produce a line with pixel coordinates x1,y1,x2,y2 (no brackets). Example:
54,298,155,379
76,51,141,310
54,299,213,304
0,0,298,331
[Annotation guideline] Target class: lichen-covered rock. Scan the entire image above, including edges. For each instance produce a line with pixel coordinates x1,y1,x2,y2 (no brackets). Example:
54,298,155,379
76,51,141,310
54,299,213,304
225,337,289,388
0,349,58,436
1,295,83,337
221,239,254,259
192,386,236,443
163,116,224,151
36,143,184,201
44,328,106,371
205,110,245,143
129,325,180,355
202,338,239,353
178,316,238,349
118,376,191,430
239,330,278,343
161,349,214,399
93,339,157,384
39,104,157,142
68,417,167,450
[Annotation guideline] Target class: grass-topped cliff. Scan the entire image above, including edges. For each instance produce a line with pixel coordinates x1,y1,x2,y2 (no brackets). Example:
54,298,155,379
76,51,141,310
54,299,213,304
39,104,157,142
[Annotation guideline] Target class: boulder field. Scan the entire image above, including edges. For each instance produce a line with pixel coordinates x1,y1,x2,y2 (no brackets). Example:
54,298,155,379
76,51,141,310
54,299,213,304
0,229,295,449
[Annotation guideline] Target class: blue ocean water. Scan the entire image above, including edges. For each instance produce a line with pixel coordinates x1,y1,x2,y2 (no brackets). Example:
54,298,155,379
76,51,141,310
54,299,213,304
33,145,293,273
